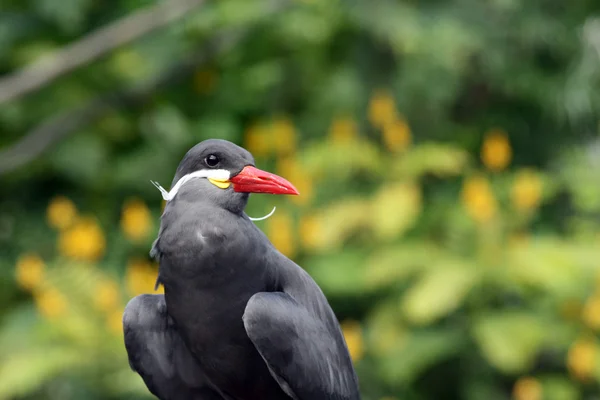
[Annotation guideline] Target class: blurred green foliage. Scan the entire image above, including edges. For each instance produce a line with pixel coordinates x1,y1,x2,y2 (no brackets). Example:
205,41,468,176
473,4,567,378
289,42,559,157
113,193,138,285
1,0,600,399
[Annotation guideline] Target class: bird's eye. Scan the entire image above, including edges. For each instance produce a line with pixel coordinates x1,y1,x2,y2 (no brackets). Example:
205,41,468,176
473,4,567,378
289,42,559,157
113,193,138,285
205,154,220,167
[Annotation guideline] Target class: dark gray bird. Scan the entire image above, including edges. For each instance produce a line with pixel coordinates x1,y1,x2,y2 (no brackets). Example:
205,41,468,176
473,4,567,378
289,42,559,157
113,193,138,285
123,139,360,400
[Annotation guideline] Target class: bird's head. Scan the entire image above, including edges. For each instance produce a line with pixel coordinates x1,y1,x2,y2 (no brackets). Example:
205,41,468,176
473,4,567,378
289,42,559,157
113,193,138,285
156,139,299,213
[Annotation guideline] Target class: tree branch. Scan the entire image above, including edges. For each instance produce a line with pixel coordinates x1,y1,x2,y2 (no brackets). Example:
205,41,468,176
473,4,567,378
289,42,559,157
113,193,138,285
0,29,245,175
0,0,206,105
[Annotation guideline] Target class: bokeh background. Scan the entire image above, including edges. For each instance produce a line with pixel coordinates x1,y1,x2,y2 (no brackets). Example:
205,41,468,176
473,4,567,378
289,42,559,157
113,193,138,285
1,0,600,399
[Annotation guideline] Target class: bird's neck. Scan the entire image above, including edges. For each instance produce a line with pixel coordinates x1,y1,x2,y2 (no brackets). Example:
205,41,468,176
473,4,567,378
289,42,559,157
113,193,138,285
175,186,250,215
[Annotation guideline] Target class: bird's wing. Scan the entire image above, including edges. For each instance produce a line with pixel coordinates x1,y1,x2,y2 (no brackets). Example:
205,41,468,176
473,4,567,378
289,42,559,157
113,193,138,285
123,294,219,400
242,292,360,400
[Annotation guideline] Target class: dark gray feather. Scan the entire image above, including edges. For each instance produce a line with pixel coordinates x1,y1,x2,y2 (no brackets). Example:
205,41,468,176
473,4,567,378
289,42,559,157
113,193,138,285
243,290,360,400
126,139,360,400
123,294,221,400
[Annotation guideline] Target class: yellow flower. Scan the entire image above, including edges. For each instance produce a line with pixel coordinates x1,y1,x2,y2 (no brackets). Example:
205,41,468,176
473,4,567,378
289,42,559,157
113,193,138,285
513,377,542,400
276,157,297,180
267,211,296,258
34,288,68,320
245,123,271,158
481,129,512,172
121,198,152,242
329,117,358,145
567,337,597,381
46,196,77,230
293,174,313,206
15,253,45,290
371,181,421,240
512,169,543,212
582,293,600,330
193,68,217,94
299,214,322,250
277,158,313,206
94,279,120,313
59,217,105,262
126,258,162,297
382,118,411,152
368,89,397,128
107,308,125,336
461,175,497,224
271,117,296,156
341,320,364,362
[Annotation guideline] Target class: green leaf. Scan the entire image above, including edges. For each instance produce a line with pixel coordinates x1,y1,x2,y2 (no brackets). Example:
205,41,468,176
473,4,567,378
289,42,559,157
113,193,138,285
301,138,385,181
109,48,152,83
364,242,441,290
463,381,507,400
559,148,600,212
0,347,84,398
102,369,154,397
305,250,368,296
366,299,408,357
309,66,364,115
240,61,284,95
540,376,580,400
216,0,275,26
401,260,479,325
192,115,240,143
377,329,464,384
33,0,94,33
370,181,421,240
140,105,190,150
0,305,39,357
391,142,470,178
506,237,599,294
309,197,372,251
473,312,545,373
49,134,108,185
278,6,340,45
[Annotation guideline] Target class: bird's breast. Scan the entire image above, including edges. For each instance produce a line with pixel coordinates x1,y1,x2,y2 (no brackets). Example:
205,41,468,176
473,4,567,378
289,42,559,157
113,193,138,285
155,211,286,398
163,278,284,400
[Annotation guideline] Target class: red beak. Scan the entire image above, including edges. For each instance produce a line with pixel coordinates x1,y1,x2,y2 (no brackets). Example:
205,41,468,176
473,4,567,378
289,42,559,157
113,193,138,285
230,165,299,195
